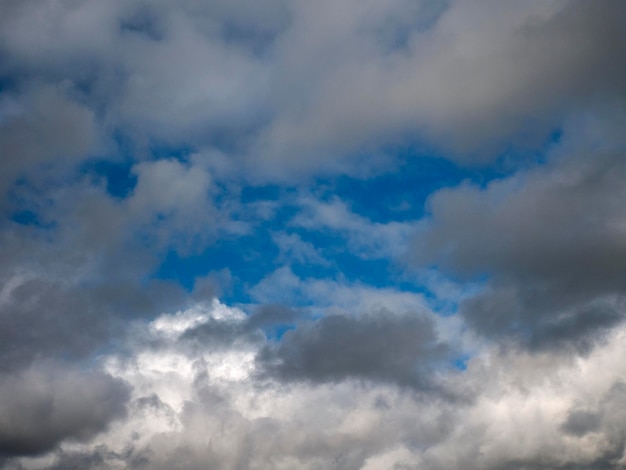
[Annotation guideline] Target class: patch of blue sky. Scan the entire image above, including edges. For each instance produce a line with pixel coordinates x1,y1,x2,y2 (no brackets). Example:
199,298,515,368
291,255,391,289
0,75,18,96
148,142,195,162
240,184,284,204
284,225,423,286
150,187,296,296
153,224,391,304
151,201,416,306
325,141,560,224
452,354,470,371
154,231,279,298
5,179,58,229
79,137,198,199
148,133,562,310
10,209,40,226
81,159,137,199
263,323,296,342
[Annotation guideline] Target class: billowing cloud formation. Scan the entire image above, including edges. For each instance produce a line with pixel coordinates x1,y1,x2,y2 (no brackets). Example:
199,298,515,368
3,302,626,469
2,0,626,469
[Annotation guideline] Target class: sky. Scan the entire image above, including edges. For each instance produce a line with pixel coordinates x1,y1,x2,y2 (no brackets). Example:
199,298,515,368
1,1,626,469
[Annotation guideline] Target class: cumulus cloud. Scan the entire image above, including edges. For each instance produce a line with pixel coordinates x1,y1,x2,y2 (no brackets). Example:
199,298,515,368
2,302,626,469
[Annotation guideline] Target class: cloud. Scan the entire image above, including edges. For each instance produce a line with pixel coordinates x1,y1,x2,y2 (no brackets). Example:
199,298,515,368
1,1,626,469
410,118,626,349
272,232,330,267
0,276,121,371
250,266,429,314
257,309,448,389
2,303,626,469
253,0,626,171
3,0,625,177
0,85,98,198
291,196,417,259
126,157,222,252
0,364,129,457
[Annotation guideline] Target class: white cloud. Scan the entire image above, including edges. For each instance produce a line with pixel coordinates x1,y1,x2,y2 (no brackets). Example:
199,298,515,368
149,299,246,339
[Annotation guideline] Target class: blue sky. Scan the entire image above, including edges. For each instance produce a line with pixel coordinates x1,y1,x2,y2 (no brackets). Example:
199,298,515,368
2,1,626,469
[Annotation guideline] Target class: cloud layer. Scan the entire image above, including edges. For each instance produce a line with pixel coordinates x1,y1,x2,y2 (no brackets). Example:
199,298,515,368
2,0,626,469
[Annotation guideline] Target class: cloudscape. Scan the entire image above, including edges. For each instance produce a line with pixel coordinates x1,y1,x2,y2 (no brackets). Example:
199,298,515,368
2,1,626,469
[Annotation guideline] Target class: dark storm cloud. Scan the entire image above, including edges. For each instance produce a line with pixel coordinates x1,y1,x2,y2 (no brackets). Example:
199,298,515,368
256,310,448,389
0,365,130,457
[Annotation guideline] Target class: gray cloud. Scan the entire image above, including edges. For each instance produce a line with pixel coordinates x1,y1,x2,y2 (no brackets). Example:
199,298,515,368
463,291,624,353
0,268,188,372
257,309,448,389
2,0,625,177
0,278,119,371
411,119,626,349
174,304,298,353
0,364,130,457
251,0,626,172
0,85,98,198
561,410,601,437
